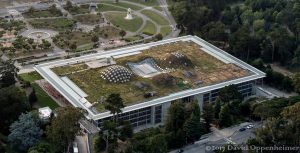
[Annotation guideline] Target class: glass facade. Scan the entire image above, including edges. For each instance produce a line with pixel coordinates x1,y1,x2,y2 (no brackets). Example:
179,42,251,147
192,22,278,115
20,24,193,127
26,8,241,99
154,105,162,124
96,106,152,128
202,81,254,103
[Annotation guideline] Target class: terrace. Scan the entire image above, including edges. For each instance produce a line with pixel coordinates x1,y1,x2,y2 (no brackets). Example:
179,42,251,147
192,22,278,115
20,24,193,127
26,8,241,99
50,40,251,112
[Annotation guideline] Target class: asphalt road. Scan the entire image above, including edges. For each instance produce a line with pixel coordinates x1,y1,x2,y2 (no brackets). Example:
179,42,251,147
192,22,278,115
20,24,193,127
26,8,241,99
170,122,261,153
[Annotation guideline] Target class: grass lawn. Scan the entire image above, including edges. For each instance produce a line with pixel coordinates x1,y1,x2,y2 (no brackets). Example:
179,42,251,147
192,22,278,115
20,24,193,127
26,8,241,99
101,2,143,10
124,35,143,42
142,21,156,35
52,63,88,75
97,3,126,12
77,43,94,52
28,18,76,31
153,6,163,11
53,31,93,49
94,26,122,39
73,14,104,25
126,0,159,6
19,71,43,83
160,26,172,36
104,12,143,32
23,9,62,18
31,83,59,109
141,10,169,25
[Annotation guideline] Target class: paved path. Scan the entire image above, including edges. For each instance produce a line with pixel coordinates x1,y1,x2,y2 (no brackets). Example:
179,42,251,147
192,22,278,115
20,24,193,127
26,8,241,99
75,134,89,153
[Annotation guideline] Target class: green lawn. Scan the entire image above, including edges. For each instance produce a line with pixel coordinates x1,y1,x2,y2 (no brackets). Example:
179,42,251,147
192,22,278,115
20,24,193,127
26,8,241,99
153,6,163,11
28,18,76,31
53,31,93,49
19,71,43,83
97,3,126,12
126,0,159,6
101,1,143,10
142,21,156,35
31,83,59,109
160,26,172,36
73,14,104,25
141,10,169,25
104,12,143,32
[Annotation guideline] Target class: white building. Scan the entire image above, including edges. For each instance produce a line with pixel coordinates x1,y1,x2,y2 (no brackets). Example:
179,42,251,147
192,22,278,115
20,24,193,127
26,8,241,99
38,106,52,121
34,36,265,130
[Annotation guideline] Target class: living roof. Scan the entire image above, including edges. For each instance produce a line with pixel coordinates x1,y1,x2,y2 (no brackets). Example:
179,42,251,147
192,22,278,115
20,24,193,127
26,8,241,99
51,41,250,112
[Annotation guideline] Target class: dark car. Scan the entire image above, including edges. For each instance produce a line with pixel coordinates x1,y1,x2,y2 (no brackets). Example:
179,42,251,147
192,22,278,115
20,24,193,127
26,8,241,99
177,149,184,153
239,128,246,132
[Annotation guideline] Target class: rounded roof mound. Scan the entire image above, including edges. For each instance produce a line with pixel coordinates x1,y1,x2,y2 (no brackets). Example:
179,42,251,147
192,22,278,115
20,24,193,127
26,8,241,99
165,52,193,68
100,65,133,83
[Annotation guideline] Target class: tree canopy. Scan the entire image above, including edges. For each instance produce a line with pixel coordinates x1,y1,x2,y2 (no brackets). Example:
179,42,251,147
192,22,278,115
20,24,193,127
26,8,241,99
8,112,43,151
46,107,84,152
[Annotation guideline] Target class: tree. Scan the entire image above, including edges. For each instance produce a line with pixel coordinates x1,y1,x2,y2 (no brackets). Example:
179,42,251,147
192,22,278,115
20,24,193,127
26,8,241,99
218,85,242,103
105,93,124,122
29,88,38,106
28,142,52,153
219,104,232,127
0,86,29,134
94,135,106,153
293,73,300,93
214,98,221,119
183,113,202,142
119,30,126,39
91,35,99,43
70,42,77,51
101,120,118,153
8,112,43,152
0,61,17,88
46,107,84,152
165,102,185,132
66,0,73,9
148,134,167,153
203,102,214,129
119,121,133,141
155,33,163,41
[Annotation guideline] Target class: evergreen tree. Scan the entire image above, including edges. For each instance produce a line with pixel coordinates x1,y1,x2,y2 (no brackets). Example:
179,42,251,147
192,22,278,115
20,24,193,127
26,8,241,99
29,88,38,106
214,98,221,119
165,102,185,132
203,102,214,128
219,104,232,127
8,112,43,152
183,113,202,142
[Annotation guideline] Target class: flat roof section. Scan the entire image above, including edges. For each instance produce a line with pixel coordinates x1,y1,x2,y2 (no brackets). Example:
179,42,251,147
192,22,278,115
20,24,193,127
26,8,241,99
61,76,88,98
34,35,266,120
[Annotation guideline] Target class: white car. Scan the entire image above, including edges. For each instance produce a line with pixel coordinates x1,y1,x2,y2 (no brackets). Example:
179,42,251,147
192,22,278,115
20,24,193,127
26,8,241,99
246,124,254,129
73,142,79,153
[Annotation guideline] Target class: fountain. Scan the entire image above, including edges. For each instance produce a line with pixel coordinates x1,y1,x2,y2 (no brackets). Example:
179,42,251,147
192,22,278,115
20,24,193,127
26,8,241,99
27,31,51,42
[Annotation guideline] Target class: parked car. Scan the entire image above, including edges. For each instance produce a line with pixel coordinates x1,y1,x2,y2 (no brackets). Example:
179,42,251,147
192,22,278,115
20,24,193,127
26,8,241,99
246,124,254,129
73,142,78,153
239,127,246,132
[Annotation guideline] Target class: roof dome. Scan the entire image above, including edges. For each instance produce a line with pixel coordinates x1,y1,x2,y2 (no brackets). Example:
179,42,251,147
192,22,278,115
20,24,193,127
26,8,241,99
100,65,133,83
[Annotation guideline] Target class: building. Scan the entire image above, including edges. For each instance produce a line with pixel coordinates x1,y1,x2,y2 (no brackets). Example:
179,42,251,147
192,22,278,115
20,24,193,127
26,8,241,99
38,106,52,121
34,35,265,130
